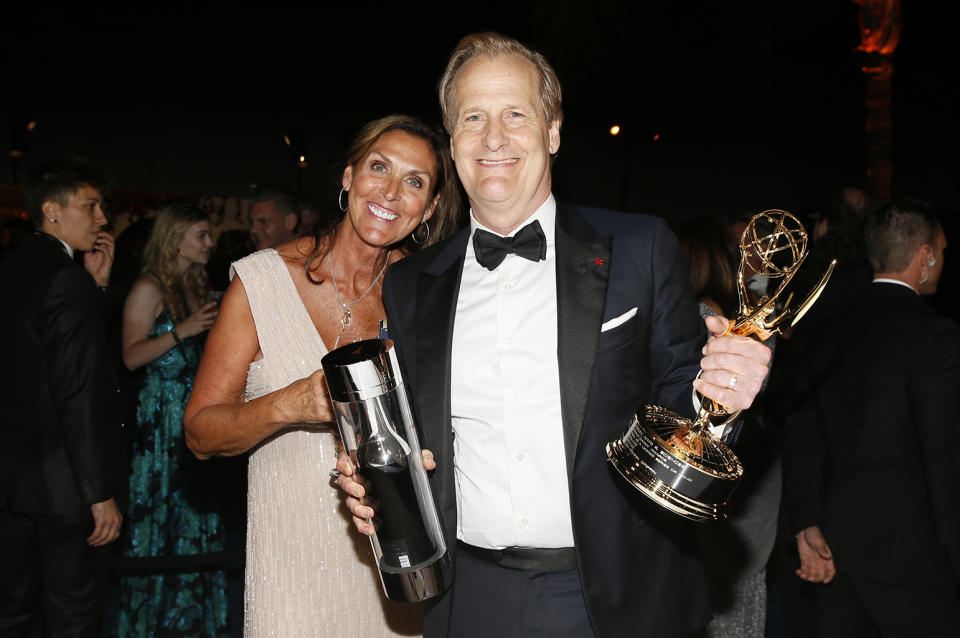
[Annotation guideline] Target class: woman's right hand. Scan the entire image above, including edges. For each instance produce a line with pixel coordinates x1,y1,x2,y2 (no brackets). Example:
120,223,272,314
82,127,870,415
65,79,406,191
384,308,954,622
176,301,219,339
276,369,334,425
185,278,335,458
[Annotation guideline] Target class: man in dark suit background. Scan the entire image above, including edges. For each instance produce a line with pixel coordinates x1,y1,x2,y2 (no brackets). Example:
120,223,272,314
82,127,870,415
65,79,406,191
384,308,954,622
781,200,960,636
0,157,126,637
338,33,772,637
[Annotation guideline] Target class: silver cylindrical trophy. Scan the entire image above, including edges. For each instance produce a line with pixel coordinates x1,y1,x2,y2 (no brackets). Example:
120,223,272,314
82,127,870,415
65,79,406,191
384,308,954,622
322,339,451,602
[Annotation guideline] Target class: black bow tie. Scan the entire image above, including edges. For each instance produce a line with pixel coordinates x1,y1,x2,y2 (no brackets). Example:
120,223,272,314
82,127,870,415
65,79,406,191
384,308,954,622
473,220,547,271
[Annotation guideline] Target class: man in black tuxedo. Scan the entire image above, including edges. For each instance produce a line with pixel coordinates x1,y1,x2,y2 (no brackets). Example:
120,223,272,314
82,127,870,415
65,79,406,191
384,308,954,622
0,157,126,637
781,200,960,636
339,33,771,637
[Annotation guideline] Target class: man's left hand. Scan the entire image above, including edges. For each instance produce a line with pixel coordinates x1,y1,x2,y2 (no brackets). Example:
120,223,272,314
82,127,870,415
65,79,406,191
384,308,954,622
694,314,771,412
84,231,115,287
795,526,836,584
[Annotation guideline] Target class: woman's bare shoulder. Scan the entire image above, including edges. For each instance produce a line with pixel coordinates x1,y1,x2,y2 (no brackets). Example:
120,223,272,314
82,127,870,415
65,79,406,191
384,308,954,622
274,236,316,265
124,274,165,319
276,235,328,282
128,273,164,300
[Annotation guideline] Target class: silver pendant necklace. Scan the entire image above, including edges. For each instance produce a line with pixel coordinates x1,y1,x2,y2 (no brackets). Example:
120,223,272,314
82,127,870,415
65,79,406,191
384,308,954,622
329,250,391,330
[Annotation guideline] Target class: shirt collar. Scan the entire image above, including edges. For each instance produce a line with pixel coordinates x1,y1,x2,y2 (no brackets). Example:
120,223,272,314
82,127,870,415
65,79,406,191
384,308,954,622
467,194,556,253
872,277,918,294
57,236,75,259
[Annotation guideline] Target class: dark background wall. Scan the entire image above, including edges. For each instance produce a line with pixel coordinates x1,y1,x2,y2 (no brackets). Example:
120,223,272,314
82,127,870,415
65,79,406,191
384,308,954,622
2,1,957,216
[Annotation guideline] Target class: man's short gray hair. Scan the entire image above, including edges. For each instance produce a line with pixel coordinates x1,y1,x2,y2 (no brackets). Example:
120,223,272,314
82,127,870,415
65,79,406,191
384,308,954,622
438,32,563,135
864,199,939,273
249,185,301,227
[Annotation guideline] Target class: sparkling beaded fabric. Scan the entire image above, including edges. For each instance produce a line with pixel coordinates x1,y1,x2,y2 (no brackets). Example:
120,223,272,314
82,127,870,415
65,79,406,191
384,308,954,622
232,250,420,637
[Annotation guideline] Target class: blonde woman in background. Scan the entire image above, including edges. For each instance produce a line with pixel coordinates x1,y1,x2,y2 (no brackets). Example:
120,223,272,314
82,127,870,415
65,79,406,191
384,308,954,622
115,203,228,636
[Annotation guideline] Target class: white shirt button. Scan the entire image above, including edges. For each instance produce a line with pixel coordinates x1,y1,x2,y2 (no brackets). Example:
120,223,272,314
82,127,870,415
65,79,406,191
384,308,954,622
516,453,524,462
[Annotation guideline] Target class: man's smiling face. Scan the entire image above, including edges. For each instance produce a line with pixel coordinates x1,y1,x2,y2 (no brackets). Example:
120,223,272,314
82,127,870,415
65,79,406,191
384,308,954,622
449,54,560,234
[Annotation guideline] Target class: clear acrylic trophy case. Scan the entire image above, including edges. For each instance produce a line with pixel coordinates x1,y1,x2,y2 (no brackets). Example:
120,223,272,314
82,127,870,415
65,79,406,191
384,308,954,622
322,338,451,602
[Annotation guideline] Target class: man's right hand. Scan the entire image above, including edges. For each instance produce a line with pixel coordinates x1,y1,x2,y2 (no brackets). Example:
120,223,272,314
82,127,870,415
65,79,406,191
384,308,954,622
88,497,123,547
796,525,836,584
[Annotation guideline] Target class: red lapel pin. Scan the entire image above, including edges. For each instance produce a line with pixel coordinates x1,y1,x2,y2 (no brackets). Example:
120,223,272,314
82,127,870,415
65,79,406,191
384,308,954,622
594,258,605,266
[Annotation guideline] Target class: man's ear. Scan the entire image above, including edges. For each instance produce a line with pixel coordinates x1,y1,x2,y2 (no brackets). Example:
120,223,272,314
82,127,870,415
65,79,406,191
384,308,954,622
917,244,934,268
42,200,59,223
548,119,561,155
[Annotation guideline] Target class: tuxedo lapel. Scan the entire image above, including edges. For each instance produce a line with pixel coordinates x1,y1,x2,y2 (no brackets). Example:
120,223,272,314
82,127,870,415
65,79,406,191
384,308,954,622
415,230,468,514
555,202,611,482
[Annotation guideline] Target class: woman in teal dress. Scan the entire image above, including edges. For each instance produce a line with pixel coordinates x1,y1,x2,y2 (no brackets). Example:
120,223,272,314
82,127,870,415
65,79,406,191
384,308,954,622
117,203,226,636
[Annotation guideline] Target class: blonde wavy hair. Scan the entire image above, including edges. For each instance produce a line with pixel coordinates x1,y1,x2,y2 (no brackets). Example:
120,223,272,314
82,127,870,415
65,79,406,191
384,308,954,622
141,203,210,323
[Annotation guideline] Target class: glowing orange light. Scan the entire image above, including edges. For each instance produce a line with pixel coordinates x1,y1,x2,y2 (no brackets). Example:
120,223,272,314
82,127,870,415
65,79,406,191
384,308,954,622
653,133,661,141
26,121,37,132
283,134,292,146
609,125,621,136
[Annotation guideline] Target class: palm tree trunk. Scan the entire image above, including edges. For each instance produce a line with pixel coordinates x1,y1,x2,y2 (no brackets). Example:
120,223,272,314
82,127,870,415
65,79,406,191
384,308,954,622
855,0,901,199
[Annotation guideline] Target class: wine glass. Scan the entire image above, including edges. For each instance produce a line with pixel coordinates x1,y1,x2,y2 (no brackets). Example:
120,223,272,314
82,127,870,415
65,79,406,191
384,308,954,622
334,331,379,349
333,319,389,349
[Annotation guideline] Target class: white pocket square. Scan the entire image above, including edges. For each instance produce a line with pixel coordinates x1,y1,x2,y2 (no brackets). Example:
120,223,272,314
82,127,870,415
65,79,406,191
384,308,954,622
601,307,637,332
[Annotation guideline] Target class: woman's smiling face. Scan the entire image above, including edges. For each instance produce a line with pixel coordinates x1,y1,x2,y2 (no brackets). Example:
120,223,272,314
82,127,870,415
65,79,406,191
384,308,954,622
341,129,439,248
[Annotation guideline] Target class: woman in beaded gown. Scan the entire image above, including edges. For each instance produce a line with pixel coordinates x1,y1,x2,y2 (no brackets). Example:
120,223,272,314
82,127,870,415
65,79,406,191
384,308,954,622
117,204,226,636
184,115,462,637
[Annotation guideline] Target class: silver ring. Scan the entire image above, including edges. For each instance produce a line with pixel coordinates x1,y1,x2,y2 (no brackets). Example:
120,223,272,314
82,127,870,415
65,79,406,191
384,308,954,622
328,469,340,479
727,374,738,389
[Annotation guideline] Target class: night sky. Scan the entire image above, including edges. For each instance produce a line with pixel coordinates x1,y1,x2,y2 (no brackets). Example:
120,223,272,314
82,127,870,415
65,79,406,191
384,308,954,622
3,1,958,218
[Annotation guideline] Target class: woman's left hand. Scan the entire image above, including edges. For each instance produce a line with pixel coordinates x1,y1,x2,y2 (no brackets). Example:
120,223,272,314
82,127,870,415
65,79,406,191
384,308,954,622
335,449,436,536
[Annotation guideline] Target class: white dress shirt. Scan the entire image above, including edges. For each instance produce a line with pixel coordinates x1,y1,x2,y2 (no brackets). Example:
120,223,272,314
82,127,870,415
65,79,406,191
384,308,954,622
55,235,74,258
450,194,575,549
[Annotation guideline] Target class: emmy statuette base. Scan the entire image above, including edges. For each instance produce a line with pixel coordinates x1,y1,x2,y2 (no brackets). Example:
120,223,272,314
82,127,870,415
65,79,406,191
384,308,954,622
606,405,743,523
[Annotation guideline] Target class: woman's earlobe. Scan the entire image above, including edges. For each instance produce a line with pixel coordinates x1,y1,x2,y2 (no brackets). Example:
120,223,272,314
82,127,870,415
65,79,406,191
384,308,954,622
423,195,440,221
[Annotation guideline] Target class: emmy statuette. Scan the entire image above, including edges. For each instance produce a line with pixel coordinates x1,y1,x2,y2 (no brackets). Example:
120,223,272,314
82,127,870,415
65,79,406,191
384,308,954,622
606,210,836,522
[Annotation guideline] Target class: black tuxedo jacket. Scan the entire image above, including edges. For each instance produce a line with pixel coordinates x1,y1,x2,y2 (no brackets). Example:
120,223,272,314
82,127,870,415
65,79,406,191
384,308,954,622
781,282,960,587
0,232,125,516
383,202,713,637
